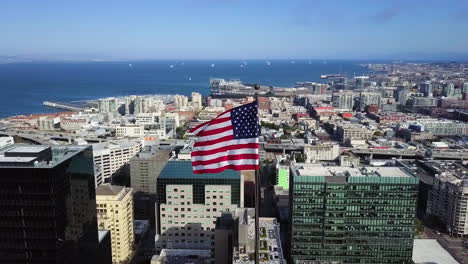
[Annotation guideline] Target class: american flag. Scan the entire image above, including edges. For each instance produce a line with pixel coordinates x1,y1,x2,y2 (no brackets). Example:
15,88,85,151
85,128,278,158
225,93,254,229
190,101,259,174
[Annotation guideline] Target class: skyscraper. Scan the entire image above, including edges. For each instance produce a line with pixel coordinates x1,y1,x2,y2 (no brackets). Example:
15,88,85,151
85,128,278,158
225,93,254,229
130,148,171,223
96,185,135,264
289,164,418,264
154,161,243,257
419,81,433,97
332,92,354,110
0,145,103,264
359,92,381,111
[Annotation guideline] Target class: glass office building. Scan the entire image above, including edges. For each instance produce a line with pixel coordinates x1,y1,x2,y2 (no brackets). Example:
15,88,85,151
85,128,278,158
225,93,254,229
289,165,418,264
0,145,101,264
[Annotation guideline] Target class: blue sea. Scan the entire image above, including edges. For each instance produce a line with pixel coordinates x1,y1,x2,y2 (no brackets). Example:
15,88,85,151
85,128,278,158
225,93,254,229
0,60,371,118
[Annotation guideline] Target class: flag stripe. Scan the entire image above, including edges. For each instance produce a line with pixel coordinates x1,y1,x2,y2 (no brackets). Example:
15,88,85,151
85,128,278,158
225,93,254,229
194,137,256,150
193,159,258,170
191,148,258,162
202,119,232,131
191,154,259,166
193,164,259,174
190,112,231,134
193,135,235,147
191,143,259,157
197,125,233,137
196,130,234,142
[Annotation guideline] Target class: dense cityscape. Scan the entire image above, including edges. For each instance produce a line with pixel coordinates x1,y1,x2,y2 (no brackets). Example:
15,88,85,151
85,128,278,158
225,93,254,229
2,61,468,263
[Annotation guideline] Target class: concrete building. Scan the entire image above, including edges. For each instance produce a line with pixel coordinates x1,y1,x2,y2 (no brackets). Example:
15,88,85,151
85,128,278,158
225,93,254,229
359,92,381,111
289,164,418,263
0,145,103,263
93,140,142,184
130,148,171,223
395,87,409,105
174,94,189,107
125,96,135,115
163,112,180,131
135,112,162,125
115,124,145,138
96,185,135,264
191,92,203,109
151,249,211,264
99,97,119,114
130,148,171,194
304,143,340,162
60,117,87,131
419,81,433,97
336,124,373,143
423,161,468,237
215,208,285,264
37,116,60,131
0,136,14,148
154,161,243,257
332,91,354,110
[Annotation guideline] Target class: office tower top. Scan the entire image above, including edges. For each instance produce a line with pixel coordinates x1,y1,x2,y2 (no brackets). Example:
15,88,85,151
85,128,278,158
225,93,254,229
289,164,418,264
0,144,101,264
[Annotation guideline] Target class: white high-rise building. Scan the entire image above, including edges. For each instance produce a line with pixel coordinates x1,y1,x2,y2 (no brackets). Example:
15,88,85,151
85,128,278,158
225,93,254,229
92,140,142,184
174,95,189,107
332,92,354,110
191,92,202,109
154,161,243,258
359,92,381,111
99,98,118,114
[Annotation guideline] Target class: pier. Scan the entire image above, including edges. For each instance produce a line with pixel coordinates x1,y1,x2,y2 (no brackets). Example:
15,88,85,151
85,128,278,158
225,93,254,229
43,101,85,112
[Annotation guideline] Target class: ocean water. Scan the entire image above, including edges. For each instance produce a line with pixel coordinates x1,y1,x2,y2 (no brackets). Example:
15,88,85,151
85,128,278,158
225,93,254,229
0,60,370,118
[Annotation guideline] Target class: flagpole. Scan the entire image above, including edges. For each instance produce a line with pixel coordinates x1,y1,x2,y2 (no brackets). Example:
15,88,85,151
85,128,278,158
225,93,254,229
254,84,260,264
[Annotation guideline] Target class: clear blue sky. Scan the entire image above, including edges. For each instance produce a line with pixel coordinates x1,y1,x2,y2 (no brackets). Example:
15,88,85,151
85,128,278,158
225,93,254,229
1,0,467,60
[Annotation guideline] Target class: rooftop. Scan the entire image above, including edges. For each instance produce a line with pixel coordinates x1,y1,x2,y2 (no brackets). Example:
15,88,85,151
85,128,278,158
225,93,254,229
293,164,413,178
159,160,240,180
0,144,89,168
151,249,211,264
412,239,459,264
96,185,128,197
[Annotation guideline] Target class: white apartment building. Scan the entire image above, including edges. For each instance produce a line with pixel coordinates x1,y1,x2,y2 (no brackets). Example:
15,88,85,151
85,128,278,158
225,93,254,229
191,92,202,109
155,185,238,252
304,143,340,162
426,161,468,237
115,125,145,138
92,140,142,184
37,116,60,131
174,95,189,107
135,112,162,125
96,185,135,264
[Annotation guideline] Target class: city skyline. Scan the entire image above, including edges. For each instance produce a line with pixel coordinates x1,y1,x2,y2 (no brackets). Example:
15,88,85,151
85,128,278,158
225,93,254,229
1,0,468,60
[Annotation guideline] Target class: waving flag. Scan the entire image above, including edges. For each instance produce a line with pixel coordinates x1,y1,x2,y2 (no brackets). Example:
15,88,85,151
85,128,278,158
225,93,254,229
190,101,259,174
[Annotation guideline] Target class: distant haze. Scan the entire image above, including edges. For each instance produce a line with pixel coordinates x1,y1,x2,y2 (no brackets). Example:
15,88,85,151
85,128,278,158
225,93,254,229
0,0,468,60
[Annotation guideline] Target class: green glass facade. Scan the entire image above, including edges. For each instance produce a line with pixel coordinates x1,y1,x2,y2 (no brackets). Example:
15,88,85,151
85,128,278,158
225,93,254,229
277,168,289,190
289,172,418,264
